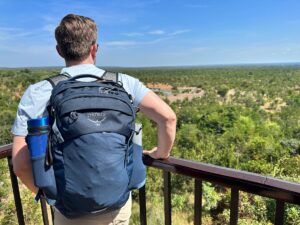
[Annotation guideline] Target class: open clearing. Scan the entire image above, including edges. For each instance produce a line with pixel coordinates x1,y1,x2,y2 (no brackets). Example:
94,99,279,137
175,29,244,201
147,83,205,102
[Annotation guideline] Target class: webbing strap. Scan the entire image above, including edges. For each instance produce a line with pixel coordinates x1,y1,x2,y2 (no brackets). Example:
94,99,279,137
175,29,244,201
46,74,70,88
46,72,118,87
102,71,118,82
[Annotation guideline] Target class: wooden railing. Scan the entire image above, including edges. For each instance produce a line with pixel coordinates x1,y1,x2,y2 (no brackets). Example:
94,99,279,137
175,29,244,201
1,143,300,225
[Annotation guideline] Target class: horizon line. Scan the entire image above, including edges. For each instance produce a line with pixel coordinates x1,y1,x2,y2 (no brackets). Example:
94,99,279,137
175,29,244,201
1,61,300,70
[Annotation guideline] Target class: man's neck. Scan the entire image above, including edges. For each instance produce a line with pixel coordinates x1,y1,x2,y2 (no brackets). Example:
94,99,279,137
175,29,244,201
65,57,95,67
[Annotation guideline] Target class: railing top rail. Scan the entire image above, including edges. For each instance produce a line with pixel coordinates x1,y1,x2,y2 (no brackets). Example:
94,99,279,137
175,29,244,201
143,156,300,193
0,143,13,158
1,143,300,204
143,156,300,204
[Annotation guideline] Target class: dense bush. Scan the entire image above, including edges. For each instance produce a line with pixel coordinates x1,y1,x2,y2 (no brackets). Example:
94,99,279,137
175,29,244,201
1,66,300,224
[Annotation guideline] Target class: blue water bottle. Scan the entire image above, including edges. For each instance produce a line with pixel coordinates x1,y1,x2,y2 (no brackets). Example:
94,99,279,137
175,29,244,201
26,117,57,202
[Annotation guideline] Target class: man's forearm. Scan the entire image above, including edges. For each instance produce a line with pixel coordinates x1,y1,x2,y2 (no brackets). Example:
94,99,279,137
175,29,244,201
139,91,177,159
156,116,177,158
16,166,38,194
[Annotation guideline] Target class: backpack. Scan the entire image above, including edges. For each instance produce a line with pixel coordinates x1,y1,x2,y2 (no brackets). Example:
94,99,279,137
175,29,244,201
41,72,145,218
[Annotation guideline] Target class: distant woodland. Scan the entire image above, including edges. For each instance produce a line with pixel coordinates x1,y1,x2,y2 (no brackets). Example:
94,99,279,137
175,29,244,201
1,66,300,224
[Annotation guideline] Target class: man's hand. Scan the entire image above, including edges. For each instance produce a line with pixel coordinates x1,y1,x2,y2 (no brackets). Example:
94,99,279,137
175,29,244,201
143,147,170,160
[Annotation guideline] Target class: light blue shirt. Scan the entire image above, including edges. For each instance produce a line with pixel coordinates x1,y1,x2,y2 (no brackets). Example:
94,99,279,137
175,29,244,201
12,64,150,136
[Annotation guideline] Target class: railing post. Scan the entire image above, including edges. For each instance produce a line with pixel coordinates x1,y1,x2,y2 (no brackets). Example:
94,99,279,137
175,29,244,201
139,185,147,225
50,206,54,224
275,200,285,225
7,157,25,225
50,206,54,225
230,187,239,225
40,197,50,225
164,171,172,225
194,179,202,225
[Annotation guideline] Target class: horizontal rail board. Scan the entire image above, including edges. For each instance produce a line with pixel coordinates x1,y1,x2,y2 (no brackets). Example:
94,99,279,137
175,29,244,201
143,156,300,205
0,144,13,158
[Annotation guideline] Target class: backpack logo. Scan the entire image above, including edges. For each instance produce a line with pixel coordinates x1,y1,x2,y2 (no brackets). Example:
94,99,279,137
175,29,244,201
98,87,110,94
87,112,106,126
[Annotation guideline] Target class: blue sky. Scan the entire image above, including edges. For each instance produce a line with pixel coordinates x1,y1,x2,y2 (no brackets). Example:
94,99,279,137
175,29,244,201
0,0,300,67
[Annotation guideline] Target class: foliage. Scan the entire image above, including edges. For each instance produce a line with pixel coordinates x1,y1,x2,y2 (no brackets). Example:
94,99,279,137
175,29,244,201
1,65,300,224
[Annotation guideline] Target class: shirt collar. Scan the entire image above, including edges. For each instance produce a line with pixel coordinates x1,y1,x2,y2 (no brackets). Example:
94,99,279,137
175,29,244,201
60,64,105,77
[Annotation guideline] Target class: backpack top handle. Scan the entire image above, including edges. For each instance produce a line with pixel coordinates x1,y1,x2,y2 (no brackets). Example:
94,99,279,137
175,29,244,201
69,73,122,87
69,74,105,81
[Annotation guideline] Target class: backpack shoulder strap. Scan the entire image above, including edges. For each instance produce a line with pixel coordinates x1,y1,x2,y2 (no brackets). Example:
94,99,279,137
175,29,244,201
46,74,71,88
102,71,119,82
45,73,71,166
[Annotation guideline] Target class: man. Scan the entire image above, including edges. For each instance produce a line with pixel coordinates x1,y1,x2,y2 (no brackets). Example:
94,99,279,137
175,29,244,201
11,14,176,225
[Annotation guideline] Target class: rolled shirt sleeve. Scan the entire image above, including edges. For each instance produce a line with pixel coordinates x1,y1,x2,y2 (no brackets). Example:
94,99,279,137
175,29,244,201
11,80,52,136
119,73,150,108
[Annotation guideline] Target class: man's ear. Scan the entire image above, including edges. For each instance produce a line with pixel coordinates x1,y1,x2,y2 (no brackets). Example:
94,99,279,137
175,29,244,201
56,45,64,58
91,44,98,59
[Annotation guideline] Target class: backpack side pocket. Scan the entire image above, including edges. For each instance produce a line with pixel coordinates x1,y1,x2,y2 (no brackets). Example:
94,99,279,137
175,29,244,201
127,123,146,190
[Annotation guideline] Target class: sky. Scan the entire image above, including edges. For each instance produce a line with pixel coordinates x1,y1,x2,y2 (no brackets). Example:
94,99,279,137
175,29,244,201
0,0,300,67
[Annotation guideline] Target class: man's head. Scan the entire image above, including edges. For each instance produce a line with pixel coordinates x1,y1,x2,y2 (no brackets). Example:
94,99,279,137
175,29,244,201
55,14,97,64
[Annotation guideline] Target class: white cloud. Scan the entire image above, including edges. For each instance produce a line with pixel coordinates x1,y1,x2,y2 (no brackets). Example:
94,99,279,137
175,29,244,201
144,37,172,44
105,41,137,47
0,43,54,54
192,47,209,52
0,27,34,41
109,28,191,49
149,30,165,35
40,15,60,35
170,29,191,36
42,24,56,34
123,29,190,38
104,36,173,48
122,32,144,37
0,42,60,67
39,1,138,26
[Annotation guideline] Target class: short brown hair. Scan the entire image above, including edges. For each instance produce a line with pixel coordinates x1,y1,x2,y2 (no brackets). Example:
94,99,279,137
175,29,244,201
55,14,97,61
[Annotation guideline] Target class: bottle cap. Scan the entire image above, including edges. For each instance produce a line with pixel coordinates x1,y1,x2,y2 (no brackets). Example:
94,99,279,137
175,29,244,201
27,117,49,128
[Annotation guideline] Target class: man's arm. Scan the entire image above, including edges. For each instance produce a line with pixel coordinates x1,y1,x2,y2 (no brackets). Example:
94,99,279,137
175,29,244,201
139,91,176,159
12,136,38,193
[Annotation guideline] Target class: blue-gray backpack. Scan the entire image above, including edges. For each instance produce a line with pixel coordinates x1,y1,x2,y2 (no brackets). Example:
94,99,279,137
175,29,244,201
41,72,146,218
